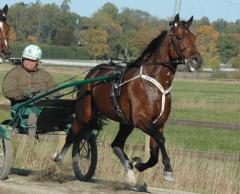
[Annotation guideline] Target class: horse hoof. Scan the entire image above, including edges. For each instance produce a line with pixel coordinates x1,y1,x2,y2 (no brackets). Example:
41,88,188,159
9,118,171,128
129,157,142,167
126,170,137,186
51,152,62,163
163,171,175,182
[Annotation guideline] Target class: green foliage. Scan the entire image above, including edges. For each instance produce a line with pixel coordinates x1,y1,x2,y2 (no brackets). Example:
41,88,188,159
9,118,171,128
98,2,119,20
81,29,109,58
229,55,240,68
213,18,228,32
60,0,71,12
8,2,79,45
10,44,91,59
205,55,221,69
217,34,239,63
198,16,210,26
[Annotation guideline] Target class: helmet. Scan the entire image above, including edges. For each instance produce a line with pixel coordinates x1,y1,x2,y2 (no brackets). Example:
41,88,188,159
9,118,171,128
22,45,42,60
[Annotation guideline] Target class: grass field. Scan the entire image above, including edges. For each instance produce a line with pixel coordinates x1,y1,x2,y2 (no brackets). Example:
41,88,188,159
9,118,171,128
0,65,240,154
1,65,239,194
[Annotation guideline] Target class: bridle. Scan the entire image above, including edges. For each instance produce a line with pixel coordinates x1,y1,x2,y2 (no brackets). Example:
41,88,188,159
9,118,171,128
137,28,191,73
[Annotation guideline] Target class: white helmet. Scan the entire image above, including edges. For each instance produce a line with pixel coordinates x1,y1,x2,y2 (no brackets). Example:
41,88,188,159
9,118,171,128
22,45,42,60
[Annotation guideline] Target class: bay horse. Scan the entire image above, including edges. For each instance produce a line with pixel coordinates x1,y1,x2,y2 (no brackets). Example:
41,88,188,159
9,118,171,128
0,4,11,62
53,14,202,184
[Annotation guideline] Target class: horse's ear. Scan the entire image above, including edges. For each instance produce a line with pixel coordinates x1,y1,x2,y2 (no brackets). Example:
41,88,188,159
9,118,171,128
186,16,193,28
3,4,8,15
174,14,180,23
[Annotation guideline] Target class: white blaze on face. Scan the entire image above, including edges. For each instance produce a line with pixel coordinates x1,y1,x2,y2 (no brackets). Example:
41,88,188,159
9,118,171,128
0,21,8,48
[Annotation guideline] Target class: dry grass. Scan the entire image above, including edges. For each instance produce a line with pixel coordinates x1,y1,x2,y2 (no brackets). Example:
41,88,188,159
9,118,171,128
173,99,240,112
11,136,239,194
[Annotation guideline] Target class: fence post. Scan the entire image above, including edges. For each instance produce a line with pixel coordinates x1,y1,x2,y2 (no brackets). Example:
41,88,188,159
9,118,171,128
57,131,66,150
144,135,150,160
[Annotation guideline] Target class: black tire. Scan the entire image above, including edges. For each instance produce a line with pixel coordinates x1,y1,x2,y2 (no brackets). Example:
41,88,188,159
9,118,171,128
0,136,13,180
72,133,97,181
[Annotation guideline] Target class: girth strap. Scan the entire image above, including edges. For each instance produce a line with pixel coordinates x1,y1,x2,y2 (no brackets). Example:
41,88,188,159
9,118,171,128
109,68,129,124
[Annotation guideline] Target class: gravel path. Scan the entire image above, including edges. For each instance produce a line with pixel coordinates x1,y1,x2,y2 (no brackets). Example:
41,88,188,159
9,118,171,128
0,172,197,194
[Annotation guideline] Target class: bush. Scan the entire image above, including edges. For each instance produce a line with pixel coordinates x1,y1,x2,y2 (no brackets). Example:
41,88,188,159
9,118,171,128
229,55,240,68
10,44,92,59
205,55,220,69
211,71,240,79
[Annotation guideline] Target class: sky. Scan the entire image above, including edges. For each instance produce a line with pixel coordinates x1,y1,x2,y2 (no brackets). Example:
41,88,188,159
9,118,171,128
1,0,240,22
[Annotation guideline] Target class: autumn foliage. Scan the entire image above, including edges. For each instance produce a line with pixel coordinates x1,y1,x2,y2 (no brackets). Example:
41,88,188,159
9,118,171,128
6,2,240,67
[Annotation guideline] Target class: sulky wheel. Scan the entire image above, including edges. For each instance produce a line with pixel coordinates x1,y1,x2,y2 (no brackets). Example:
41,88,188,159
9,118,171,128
0,134,13,180
72,132,97,181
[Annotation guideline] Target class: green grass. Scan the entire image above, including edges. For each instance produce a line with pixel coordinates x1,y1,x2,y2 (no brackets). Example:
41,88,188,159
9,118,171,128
171,79,240,122
164,125,240,154
97,121,240,154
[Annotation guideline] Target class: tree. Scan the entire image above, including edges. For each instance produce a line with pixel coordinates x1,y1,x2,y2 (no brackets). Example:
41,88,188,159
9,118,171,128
61,0,71,12
50,9,79,45
37,3,60,43
217,34,239,63
196,25,220,67
98,3,118,20
198,16,210,26
205,55,221,69
229,55,240,68
26,35,37,43
92,5,123,58
9,28,17,43
128,28,159,60
213,18,228,32
8,3,32,41
81,28,109,58
235,19,240,33
119,8,153,31
196,25,219,54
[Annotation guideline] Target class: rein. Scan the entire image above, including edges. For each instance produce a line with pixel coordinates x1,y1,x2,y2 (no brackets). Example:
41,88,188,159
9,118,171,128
144,59,185,73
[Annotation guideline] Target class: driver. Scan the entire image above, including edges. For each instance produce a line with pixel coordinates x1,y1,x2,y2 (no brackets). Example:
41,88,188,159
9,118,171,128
2,44,57,137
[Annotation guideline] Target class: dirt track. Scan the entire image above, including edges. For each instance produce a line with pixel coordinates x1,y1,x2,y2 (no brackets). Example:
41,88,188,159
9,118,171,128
0,169,196,194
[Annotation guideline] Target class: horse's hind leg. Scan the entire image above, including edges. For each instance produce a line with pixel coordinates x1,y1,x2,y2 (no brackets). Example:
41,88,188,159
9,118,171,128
52,119,82,162
111,123,136,185
52,87,93,162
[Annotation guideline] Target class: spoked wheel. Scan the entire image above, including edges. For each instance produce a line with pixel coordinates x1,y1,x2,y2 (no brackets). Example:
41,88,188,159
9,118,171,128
0,135,13,180
72,132,97,181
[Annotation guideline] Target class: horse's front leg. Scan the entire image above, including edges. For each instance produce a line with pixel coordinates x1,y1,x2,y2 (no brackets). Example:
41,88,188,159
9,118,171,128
111,123,136,185
133,125,175,182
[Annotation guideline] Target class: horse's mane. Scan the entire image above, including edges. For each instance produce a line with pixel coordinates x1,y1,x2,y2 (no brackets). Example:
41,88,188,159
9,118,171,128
127,30,168,68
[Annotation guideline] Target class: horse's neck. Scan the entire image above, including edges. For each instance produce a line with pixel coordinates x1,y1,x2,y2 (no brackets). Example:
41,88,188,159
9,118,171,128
144,45,176,90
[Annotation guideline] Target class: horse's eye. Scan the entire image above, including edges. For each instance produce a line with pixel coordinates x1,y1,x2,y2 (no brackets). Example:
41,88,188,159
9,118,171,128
176,35,184,41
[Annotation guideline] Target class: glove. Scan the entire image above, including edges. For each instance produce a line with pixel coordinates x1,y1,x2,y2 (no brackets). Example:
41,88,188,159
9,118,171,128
23,89,40,99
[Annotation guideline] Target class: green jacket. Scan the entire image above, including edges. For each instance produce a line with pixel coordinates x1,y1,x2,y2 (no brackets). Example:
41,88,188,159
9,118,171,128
2,65,57,104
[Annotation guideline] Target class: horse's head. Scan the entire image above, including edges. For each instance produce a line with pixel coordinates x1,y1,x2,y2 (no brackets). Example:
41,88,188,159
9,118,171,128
0,4,11,61
169,14,202,71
